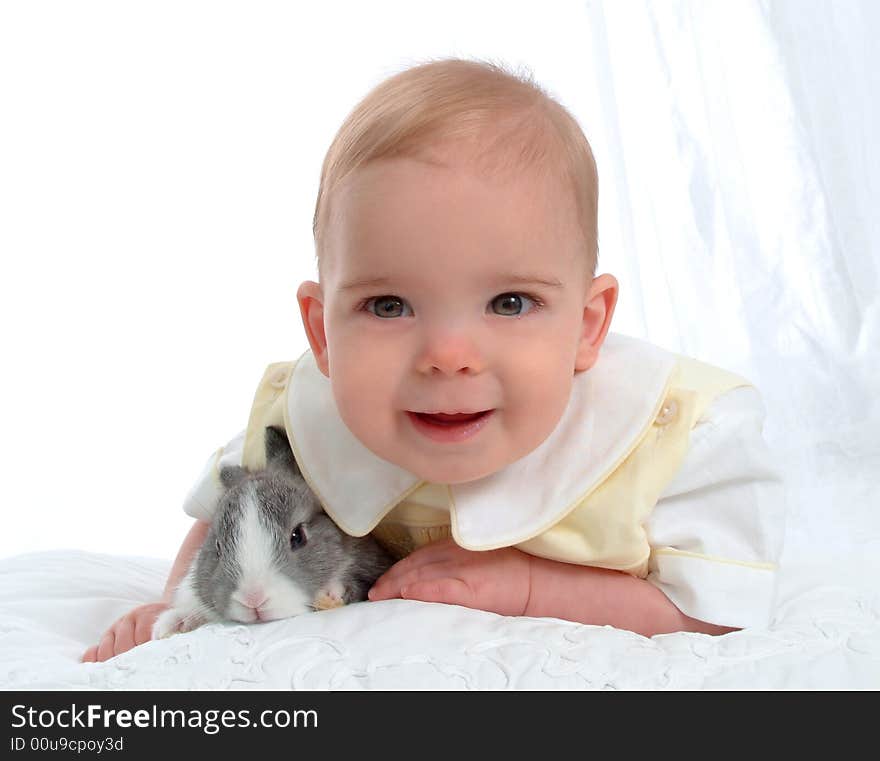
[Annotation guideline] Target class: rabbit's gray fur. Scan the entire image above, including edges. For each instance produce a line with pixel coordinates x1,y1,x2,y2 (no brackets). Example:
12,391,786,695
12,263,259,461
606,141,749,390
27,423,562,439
153,426,394,639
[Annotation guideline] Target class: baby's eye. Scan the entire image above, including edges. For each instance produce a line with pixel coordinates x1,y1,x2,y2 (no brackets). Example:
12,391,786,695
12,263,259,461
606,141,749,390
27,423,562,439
363,295,411,319
490,292,541,317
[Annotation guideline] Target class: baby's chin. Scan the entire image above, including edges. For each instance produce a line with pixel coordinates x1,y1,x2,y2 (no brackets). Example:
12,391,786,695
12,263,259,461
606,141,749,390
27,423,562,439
396,439,520,485
415,462,500,485
374,439,505,484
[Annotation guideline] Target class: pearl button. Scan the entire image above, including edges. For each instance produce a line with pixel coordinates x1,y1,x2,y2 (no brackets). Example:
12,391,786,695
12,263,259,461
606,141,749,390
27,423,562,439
654,398,679,426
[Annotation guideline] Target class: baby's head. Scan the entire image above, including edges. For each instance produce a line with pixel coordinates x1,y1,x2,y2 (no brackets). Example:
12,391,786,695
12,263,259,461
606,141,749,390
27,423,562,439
297,57,617,484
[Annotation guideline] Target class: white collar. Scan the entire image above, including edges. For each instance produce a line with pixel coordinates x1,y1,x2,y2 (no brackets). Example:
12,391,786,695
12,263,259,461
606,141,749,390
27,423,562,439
285,333,675,549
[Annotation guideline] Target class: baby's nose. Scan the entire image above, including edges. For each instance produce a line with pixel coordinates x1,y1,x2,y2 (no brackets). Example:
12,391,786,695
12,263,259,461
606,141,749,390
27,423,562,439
419,339,485,376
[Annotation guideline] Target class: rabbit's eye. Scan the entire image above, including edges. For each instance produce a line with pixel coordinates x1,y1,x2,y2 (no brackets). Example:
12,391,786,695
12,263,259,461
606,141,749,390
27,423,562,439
290,523,307,551
215,539,222,558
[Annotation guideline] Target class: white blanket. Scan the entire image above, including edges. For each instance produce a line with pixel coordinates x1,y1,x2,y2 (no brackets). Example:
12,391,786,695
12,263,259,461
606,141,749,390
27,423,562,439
2,550,878,690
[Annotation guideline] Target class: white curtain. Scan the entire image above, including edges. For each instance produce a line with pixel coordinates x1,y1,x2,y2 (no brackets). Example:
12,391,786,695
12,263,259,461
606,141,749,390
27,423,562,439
582,0,879,585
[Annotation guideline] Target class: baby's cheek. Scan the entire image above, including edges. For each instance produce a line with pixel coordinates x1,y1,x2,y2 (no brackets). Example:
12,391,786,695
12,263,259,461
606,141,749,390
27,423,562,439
335,389,395,445
503,370,571,452
333,351,409,429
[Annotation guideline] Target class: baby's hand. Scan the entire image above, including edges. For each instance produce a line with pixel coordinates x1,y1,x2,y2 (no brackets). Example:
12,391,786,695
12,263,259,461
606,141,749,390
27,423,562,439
80,601,169,663
367,537,531,617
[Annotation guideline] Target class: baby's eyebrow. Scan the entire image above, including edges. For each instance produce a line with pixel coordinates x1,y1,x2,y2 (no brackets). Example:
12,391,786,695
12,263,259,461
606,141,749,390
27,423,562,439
338,274,565,292
492,274,565,289
338,276,396,292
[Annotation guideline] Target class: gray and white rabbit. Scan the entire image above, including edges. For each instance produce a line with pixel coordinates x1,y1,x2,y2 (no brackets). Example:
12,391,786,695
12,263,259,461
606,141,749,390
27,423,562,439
152,426,394,639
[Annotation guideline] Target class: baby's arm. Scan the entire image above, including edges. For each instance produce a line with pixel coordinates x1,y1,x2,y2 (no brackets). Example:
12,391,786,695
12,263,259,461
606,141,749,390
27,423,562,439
161,519,211,603
369,538,734,635
525,558,736,636
80,520,210,663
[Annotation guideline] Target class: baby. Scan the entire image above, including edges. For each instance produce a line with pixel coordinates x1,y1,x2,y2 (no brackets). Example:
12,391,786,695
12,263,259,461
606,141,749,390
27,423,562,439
82,57,784,663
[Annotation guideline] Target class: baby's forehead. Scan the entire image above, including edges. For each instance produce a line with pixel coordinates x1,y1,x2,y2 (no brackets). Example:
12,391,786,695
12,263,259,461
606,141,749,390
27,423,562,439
320,143,587,284
335,155,575,233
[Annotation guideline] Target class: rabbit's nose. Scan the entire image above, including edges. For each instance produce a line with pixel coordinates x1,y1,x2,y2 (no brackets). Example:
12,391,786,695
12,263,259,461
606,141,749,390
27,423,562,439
235,588,269,610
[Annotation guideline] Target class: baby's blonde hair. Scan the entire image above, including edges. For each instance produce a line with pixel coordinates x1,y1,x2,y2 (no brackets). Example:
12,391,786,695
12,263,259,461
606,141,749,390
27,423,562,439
312,56,599,278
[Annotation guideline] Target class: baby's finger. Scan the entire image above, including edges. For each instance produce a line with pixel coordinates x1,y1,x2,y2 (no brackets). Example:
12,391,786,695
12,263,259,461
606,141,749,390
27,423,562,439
368,562,425,598
80,645,98,663
371,539,457,589
112,617,136,656
367,579,401,601
95,631,117,663
400,577,476,608
134,612,156,645
368,563,413,597
370,560,460,600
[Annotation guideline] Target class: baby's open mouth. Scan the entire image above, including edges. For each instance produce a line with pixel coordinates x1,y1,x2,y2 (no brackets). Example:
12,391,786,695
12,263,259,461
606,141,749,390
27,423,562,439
405,410,496,443
411,410,493,425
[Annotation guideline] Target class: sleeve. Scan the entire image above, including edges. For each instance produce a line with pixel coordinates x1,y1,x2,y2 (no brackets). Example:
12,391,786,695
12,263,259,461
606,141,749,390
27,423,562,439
181,429,246,522
644,385,786,629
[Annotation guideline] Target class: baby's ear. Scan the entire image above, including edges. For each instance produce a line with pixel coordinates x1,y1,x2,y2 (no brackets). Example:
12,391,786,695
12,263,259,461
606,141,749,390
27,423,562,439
219,465,248,490
264,426,300,476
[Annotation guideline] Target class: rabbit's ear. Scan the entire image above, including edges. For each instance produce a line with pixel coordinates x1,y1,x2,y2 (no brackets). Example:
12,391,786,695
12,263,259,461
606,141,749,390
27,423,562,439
264,426,300,475
219,465,248,490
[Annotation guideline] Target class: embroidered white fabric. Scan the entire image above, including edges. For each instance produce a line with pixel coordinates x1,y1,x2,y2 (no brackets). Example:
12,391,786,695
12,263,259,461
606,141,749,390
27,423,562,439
1,549,878,690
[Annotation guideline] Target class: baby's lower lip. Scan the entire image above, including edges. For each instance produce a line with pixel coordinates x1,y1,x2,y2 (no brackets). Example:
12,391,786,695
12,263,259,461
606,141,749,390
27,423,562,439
406,410,495,443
